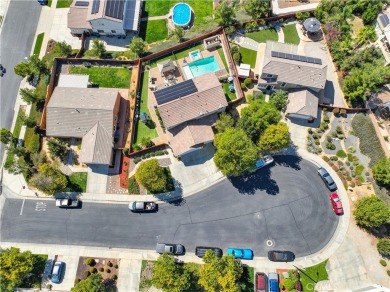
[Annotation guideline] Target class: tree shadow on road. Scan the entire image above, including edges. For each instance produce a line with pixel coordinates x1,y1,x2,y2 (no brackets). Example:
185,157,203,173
273,154,302,170
229,168,279,195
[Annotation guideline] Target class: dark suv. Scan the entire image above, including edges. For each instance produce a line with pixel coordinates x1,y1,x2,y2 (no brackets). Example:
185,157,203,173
268,250,295,262
317,168,337,191
195,246,223,258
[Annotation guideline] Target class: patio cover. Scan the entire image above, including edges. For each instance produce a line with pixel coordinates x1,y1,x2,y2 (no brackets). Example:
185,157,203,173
238,63,250,77
157,59,176,75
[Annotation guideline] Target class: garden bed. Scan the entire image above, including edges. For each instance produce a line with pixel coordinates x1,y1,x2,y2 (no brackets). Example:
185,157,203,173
75,256,120,285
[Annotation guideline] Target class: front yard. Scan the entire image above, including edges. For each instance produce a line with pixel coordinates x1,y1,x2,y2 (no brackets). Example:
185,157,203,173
245,29,278,43
68,66,132,88
64,172,88,193
299,260,328,292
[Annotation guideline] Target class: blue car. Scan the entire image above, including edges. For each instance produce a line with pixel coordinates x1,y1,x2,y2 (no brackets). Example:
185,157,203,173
268,272,278,292
227,248,254,260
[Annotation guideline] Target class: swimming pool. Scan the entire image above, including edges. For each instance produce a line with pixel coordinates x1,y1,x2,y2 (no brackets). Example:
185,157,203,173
172,3,192,27
189,49,202,61
182,56,220,79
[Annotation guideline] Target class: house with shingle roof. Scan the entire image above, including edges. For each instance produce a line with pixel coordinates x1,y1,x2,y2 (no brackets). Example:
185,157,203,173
154,72,228,157
258,41,328,120
46,87,120,165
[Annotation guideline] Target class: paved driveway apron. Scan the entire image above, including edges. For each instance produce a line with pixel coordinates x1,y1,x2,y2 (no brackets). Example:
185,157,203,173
1,156,338,257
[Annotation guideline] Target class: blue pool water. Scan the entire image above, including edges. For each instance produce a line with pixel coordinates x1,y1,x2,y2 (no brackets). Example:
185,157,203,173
190,50,201,61
183,56,220,78
172,3,192,26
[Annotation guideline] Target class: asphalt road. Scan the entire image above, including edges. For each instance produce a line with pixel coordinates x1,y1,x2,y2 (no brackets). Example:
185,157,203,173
1,156,339,257
0,0,42,163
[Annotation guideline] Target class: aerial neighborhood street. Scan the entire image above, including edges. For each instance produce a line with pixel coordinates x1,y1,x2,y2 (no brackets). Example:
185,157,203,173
1,0,390,291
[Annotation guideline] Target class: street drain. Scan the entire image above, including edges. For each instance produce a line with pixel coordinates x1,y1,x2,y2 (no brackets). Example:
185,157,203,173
266,240,273,247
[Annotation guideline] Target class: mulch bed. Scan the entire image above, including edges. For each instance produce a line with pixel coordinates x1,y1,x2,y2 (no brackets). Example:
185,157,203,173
75,256,120,283
119,155,130,189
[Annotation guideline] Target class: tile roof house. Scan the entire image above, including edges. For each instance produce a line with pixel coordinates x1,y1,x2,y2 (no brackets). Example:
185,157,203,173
154,73,228,157
285,89,319,120
46,87,120,165
258,41,328,120
376,12,390,65
68,0,142,36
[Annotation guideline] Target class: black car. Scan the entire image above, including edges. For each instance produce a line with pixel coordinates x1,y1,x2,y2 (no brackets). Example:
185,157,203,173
317,167,337,191
268,250,295,262
195,246,223,258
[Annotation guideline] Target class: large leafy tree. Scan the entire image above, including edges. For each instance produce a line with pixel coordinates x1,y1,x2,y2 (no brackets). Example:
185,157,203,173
214,128,258,176
0,128,12,144
198,250,243,292
238,99,281,142
20,88,40,105
243,0,270,20
129,37,146,57
353,195,390,228
28,55,48,76
373,158,390,187
215,113,234,133
71,273,105,292
53,41,72,57
135,159,172,193
47,138,69,160
90,39,106,58
377,238,390,256
215,0,236,26
14,62,32,78
270,90,288,110
152,253,192,292
30,163,68,195
258,122,290,153
0,247,34,292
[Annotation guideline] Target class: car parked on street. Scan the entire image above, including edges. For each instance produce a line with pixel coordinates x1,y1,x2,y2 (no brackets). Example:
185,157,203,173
156,243,184,255
255,272,267,292
50,261,64,283
317,167,337,191
250,155,274,173
195,246,223,258
330,193,344,215
268,272,278,292
267,250,295,262
56,198,80,208
128,201,157,212
227,248,253,260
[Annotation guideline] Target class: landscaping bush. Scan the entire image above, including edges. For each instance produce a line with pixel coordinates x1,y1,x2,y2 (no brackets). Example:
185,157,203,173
349,181,355,187
105,268,111,273
346,161,350,166
317,147,323,153
336,126,342,134
315,139,320,145
111,274,118,280
99,267,104,272
348,146,356,153
128,175,140,194
336,150,347,158
332,165,338,172
322,156,330,162
380,259,387,266
233,52,241,63
337,160,343,166
114,264,118,269
340,108,347,117
85,258,96,266
107,261,113,267
312,133,319,139
326,135,332,142
326,142,336,150
323,115,330,122
244,78,252,87
333,108,339,115
331,131,337,138
356,165,364,175
348,153,354,161
378,239,390,256
241,83,246,89
133,157,141,164
330,156,338,161
308,128,313,134
89,267,97,274
84,271,91,277
353,161,360,166
328,162,335,168
338,134,344,139
387,270,390,276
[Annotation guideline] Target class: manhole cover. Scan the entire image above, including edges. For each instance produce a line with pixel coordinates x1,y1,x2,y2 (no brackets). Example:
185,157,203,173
266,240,273,247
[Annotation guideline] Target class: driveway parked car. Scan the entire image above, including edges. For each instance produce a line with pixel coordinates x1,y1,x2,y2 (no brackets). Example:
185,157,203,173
317,167,337,191
227,248,253,260
255,272,266,292
50,261,64,283
330,193,344,215
267,250,295,262
268,272,278,292
156,243,184,255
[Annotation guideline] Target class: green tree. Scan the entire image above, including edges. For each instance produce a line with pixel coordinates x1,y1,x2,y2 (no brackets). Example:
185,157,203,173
353,195,390,228
30,163,68,195
152,253,192,292
173,26,185,42
215,113,234,133
296,11,310,21
71,273,105,292
19,88,40,104
90,38,106,58
243,0,269,20
258,122,290,153
377,238,390,256
47,138,69,160
135,159,171,193
29,55,48,76
129,37,147,57
238,99,281,142
356,25,376,46
373,158,390,186
215,0,236,26
214,128,258,176
271,90,288,110
54,41,72,57
23,116,37,128
0,247,34,292
198,250,243,292
14,62,32,78
0,128,12,144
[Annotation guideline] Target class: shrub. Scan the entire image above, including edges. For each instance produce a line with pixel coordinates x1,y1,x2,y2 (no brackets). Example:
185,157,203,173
380,259,388,266
346,176,352,181
349,181,355,187
314,139,320,145
99,267,104,272
111,274,118,280
333,108,339,115
241,83,246,89
337,160,343,166
133,157,141,164
328,162,335,168
323,115,330,122
89,267,97,274
321,121,329,130
332,165,338,172
326,135,332,142
317,147,323,153
114,264,118,269
107,261,113,267
353,161,360,166
340,108,347,117
356,165,364,175
336,150,347,158
122,148,129,156
128,175,140,194
85,258,96,266
312,133,319,139
330,156,338,161
308,128,313,134
74,279,81,284
105,268,111,273
84,270,91,277
233,52,241,63
337,134,344,139
132,144,140,151
348,146,356,153
346,161,350,166
322,156,330,162
244,78,252,87
387,270,390,276
378,239,390,256
331,131,337,138
336,126,342,134
326,142,336,150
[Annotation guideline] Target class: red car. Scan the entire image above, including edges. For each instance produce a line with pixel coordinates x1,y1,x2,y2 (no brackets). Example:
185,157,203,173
330,193,344,215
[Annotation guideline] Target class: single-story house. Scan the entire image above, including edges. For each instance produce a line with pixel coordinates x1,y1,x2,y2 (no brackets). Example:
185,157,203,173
68,0,142,36
46,87,120,165
154,72,228,156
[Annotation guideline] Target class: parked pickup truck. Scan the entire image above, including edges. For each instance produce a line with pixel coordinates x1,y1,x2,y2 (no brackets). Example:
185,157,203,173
250,155,274,172
128,201,157,212
56,198,80,208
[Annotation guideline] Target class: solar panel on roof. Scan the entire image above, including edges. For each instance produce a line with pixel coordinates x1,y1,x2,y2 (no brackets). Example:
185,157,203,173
91,0,100,13
271,50,323,65
75,1,89,6
123,0,140,31
105,0,125,20
155,79,197,105
380,14,390,28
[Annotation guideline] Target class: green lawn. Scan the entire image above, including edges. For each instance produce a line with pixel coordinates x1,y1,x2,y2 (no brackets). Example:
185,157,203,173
20,254,48,289
4,108,26,169
140,20,168,43
134,72,157,144
64,172,88,193
56,0,72,8
299,260,328,292
239,47,257,68
217,46,228,70
68,66,132,88
33,33,45,56
223,83,236,101
24,102,42,153
245,29,278,43
150,43,204,68
47,0,52,7
283,24,300,45
142,0,213,25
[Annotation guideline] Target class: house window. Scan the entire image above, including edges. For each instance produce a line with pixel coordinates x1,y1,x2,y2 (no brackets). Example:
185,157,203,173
280,82,287,87
97,30,104,33
266,74,273,78
111,30,116,33
259,84,267,89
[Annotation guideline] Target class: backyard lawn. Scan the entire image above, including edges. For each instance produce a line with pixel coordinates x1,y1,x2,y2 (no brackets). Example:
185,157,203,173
68,66,132,88
245,29,278,43
134,72,157,144
283,24,300,45
299,260,328,292
56,0,72,8
217,46,228,70
33,33,45,56
65,172,88,193
149,43,204,68
140,19,168,43
223,83,236,101
239,47,257,68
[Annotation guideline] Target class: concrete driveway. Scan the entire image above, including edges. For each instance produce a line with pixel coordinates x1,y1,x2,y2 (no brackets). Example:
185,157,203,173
51,255,79,291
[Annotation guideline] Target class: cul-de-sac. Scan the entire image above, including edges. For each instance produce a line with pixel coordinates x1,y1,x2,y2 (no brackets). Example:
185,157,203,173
1,0,390,291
